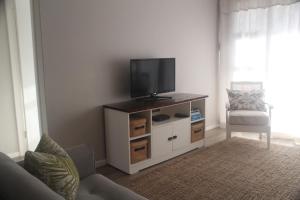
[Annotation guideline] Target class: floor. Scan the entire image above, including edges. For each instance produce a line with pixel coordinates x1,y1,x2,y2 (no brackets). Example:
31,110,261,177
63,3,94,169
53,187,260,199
98,128,297,179
206,128,297,147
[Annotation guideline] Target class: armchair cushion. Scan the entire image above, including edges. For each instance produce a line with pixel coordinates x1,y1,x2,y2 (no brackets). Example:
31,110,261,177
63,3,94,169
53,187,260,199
227,89,266,111
229,110,269,126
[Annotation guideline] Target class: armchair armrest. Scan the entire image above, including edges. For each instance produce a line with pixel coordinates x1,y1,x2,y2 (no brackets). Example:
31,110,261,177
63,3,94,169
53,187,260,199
265,103,274,110
66,144,96,179
226,103,230,111
264,102,273,121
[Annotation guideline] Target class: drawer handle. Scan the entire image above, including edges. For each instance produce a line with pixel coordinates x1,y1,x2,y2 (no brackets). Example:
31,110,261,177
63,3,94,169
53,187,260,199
172,135,178,140
134,146,146,152
194,128,203,133
168,137,173,141
134,125,145,130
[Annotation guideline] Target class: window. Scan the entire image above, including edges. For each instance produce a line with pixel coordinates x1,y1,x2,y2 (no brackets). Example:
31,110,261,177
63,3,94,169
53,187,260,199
0,0,41,157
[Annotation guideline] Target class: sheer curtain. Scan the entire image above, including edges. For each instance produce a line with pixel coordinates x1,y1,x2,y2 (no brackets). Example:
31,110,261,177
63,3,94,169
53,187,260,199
219,0,300,138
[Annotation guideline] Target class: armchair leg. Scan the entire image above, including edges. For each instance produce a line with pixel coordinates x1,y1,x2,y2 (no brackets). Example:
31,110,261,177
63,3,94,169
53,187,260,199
267,130,271,149
226,126,231,140
259,133,262,140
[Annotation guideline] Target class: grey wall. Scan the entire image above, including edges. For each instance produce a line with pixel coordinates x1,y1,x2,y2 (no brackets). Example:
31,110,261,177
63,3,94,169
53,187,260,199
37,0,219,160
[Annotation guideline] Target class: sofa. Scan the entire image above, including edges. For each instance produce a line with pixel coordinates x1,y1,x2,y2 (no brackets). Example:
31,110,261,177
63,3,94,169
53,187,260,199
0,145,147,200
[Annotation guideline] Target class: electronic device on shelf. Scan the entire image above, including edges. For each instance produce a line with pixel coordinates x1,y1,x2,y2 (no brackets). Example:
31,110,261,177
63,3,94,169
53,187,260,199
191,108,203,122
152,114,170,122
174,113,189,118
130,58,175,101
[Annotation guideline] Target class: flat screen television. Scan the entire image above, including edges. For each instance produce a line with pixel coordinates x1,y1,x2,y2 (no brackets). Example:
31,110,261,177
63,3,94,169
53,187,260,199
130,58,175,98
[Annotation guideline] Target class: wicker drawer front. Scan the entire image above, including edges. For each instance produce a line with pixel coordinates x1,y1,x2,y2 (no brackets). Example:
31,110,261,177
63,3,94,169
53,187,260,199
191,122,204,143
130,139,148,164
130,118,146,137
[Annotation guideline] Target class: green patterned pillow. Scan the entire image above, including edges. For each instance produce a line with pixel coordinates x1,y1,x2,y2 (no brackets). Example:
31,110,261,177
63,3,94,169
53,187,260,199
24,135,80,200
35,134,69,157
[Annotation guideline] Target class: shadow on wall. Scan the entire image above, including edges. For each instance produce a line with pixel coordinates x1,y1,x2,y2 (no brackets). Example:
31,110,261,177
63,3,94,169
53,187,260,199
98,105,107,159
52,107,104,158
52,59,132,161
97,59,132,158
66,58,130,160
107,59,131,100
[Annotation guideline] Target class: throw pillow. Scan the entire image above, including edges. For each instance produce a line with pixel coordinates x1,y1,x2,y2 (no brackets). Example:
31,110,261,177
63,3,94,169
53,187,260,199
35,134,68,157
24,135,80,200
227,89,266,111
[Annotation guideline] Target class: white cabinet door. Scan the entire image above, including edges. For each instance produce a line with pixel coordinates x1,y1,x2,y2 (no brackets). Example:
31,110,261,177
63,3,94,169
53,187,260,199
172,119,191,151
152,124,173,159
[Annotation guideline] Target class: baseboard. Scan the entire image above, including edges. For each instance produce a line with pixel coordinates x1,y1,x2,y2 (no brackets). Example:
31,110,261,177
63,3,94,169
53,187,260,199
95,159,107,168
206,124,220,131
219,123,226,129
8,152,20,158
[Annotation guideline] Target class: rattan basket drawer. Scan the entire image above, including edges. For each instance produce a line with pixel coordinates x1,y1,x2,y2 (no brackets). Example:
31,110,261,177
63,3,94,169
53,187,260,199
191,121,204,143
130,118,147,137
130,139,149,164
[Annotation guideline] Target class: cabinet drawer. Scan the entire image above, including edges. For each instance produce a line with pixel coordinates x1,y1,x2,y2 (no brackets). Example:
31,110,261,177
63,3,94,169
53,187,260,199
191,121,204,143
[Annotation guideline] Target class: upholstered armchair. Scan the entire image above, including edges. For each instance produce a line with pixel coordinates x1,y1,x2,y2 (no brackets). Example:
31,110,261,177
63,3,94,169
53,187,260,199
226,82,273,149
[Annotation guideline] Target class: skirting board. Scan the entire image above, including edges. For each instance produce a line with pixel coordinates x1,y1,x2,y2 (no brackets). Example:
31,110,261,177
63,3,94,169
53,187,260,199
219,123,226,129
95,159,107,168
206,124,220,131
8,152,20,158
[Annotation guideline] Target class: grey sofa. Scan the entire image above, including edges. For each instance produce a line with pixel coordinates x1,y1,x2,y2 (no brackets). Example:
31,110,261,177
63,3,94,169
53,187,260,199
0,145,147,200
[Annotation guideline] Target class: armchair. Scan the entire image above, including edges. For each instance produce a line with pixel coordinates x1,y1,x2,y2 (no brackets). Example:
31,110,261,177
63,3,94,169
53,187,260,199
226,82,273,149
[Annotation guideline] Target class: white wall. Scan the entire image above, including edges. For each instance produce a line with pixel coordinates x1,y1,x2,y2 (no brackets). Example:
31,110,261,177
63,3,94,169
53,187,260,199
36,0,219,160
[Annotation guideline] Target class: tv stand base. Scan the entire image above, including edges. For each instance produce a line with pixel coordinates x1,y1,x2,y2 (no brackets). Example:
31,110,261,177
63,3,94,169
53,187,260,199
103,93,208,174
135,95,172,102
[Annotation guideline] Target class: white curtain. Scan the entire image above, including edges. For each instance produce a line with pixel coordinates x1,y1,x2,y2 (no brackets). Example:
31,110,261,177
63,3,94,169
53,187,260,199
219,0,300,138
221,0,299,12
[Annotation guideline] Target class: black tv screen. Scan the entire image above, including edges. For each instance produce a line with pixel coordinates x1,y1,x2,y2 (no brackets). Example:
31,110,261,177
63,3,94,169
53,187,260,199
130,58,175,98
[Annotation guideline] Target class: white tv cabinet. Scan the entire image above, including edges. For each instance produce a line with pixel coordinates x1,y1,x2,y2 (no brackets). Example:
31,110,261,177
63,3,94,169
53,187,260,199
104,93,208,174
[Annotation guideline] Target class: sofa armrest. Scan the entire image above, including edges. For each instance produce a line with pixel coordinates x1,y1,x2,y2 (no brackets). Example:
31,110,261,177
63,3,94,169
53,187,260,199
0,153,64,200
66,144,96,179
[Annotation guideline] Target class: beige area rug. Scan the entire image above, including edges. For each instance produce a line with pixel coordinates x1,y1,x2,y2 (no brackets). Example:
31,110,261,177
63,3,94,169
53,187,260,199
115,138,300,200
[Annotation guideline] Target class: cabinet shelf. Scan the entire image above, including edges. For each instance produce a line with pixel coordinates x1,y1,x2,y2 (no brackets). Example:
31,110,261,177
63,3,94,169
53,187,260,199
129,133,151,141
152,116,189,127
130,158,151,167
191,117,205,124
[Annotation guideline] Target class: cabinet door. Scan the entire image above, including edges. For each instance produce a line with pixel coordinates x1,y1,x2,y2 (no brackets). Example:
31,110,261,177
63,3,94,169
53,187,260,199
172,119,191,151
152,124,173,159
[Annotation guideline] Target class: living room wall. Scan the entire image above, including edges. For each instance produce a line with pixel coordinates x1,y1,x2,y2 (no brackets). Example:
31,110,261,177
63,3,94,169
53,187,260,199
35,0,219,161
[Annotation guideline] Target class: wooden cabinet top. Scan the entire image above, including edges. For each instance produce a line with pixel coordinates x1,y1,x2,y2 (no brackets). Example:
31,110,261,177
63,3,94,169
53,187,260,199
104,93,208,113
